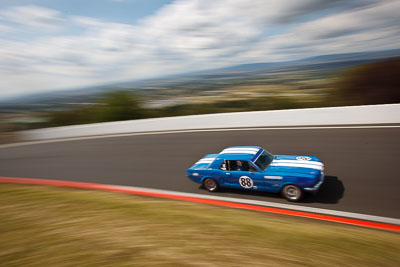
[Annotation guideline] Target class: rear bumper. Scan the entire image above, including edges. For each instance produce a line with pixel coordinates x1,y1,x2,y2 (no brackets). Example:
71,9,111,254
304,173,324,193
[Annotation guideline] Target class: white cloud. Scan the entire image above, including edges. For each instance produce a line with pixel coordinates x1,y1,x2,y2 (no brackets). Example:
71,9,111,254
137,0,338,58
296,0,400,40
258,0,400,59
0,0,399,99
0,24,12,32
0,5,64,29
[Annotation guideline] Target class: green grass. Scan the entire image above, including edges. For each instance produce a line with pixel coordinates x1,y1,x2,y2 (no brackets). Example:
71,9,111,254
0,184,399,266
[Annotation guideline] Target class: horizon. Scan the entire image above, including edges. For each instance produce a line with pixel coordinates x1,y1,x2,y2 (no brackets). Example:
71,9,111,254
2,47,399,103
1,0,400,99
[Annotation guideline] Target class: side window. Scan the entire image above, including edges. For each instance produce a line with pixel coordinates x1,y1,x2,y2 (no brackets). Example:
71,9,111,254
219,161,227,171
226,160,250,171
226,160,236,171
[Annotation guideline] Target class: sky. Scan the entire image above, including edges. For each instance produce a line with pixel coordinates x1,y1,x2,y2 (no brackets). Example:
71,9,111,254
0,0,399,99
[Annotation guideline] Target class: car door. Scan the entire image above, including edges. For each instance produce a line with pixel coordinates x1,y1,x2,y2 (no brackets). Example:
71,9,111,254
211,160,233,187
224,160,264,190
217,160,238,188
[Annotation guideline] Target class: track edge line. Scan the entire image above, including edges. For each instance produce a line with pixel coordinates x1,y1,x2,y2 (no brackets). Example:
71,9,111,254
0,176,399,232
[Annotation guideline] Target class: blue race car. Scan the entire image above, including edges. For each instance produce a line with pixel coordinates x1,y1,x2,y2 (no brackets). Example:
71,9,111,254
186,146,324,201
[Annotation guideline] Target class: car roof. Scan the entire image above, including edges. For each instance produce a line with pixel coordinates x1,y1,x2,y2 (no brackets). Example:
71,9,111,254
218,146,262,161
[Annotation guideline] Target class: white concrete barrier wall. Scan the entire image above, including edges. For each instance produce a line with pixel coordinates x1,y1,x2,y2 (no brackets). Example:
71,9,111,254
22,104,400,141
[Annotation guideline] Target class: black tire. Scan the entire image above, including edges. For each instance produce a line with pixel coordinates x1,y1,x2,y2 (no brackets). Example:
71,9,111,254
281,185,303,202
203,178,219,192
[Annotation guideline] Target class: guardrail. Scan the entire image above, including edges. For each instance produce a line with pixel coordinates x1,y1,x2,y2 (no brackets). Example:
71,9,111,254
22,104,400,141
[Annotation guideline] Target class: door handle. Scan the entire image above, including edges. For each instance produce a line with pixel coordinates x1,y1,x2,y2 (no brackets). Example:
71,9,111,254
226,173,231,175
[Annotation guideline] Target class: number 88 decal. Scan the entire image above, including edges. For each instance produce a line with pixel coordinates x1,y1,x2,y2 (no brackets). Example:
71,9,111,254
239,176,253,189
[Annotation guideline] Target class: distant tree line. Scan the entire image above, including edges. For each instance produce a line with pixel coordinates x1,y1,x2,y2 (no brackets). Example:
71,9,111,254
46,91,144,127
333,58,400,105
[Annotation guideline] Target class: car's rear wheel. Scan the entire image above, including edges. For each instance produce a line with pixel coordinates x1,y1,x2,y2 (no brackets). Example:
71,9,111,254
203,178,219,192
281,185,303,201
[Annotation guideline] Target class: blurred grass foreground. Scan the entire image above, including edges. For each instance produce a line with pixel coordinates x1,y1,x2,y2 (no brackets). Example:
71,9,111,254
0,184,399,266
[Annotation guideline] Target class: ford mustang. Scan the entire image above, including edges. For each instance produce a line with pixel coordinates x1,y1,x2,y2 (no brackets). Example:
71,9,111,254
186,146,324,201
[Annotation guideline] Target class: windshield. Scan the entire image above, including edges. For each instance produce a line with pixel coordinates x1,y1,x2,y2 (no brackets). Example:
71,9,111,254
254,150,274,171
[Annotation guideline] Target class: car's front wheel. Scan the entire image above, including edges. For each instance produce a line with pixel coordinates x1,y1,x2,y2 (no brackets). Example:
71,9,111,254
281,185,303,201
203,178,219,192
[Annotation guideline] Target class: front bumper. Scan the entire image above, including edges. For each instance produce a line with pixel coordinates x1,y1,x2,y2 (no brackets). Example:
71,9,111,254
304,173,325,193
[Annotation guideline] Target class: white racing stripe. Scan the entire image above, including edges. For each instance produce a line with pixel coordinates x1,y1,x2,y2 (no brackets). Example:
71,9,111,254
221,148,259,152
221,151,258,155
220,148,259,154
274,160,323,166
271,159,324,170
195,158,216,164
223,147,259,150
270,162,324,171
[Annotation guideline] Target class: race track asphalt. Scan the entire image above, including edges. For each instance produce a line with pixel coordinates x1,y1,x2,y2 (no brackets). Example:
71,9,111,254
0,126,399,219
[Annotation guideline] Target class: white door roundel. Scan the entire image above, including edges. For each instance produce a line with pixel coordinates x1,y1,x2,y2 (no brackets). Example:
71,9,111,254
239,176,253,189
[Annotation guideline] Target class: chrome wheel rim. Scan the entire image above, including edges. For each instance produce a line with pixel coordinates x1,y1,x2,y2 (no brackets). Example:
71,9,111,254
205,179,217,191
286,186,300,200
